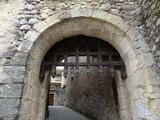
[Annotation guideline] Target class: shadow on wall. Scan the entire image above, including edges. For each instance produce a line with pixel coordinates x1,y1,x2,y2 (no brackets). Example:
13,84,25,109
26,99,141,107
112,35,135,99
65,67,120,120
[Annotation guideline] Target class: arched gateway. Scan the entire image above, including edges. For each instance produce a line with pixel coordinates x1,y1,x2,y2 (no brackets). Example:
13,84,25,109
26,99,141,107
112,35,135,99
18,9,160,120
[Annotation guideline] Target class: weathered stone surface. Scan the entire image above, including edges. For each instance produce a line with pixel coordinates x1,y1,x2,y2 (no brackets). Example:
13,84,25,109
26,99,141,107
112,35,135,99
121,5,132,10
156,36,160,43
29,9,38,15
19,25,31,31
135,101,153,120
33,21,49,33
18,40,33,53
0,0,160,120
110,9,119,15
24,29,39,42
100,4,111,11
19,19,28,25
0,58,12,66
12,40,21,46
59,3,67,10
0,84,23,98
135,101,160,120
40,13,48,20
28,18,38,25
0,66,25,83
0,32,5,37
156,19,160,26
0,107,18,118
25,4,35,11
66,67,120,120
12,53,28,65
0,98,20,109
3,118,15,120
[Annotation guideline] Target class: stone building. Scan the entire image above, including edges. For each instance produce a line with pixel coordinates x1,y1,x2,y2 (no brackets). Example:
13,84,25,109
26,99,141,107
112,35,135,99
0,0,160,120
49,67,66,106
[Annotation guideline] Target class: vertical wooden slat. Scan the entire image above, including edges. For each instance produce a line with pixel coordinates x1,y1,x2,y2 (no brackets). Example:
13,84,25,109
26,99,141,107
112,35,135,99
120,59,127,79
63,54,68,78
98,42,103,74
39,59,45,81
108,49,115,79
51,55,56,78
75,45,79,76
70,66,74,79
87,45,91,76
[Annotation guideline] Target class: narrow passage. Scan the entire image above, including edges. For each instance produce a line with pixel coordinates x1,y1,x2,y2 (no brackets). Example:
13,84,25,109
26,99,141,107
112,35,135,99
48,106,90,120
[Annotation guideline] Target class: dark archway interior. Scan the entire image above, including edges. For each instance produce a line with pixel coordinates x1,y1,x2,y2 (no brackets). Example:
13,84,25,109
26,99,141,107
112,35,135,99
40,35,126,120
45,35,121,64
42,35,126,78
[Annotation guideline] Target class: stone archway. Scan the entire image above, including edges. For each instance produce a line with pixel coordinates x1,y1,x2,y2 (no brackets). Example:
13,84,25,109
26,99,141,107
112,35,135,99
18,9,160,120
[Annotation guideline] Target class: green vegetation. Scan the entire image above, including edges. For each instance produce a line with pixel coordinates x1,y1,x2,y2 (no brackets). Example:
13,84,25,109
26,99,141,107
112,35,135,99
158,2,160,9
64,104,72,109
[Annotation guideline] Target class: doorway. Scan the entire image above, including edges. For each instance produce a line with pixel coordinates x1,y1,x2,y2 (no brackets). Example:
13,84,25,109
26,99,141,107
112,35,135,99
40,35,126,120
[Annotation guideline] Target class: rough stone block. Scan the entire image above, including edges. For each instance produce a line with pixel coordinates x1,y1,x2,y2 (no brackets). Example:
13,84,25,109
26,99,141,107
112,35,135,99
71,9,81,18
19,19,28,25
45,14,60,27
0,84,23,98
142,52,155,67
33,21,49,33
0,107,18,118
79,8,93,17
0,66,25,83
24,30,40,42
19,25,31,31
100,23,114,41
3,118,15,120
0,98,20,109
57,10,72,21
117,22,131,33
100,4,111,11
135,100,158,120
17,40,33,53
0,58,12,66
70,18,82,35
84,19,104,37
92,9,109,20
127,28,143,41
28,18,38,25
25,4,35,11
61,19,74,38
106,13,123,26
12,53,28,66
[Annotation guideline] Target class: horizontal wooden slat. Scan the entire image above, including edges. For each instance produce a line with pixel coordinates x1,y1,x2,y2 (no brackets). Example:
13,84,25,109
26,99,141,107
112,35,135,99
45,61,121,66
55,52,119,56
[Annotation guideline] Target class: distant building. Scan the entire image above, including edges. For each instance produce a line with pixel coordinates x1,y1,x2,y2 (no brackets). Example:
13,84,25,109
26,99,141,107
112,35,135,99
49,67,66,106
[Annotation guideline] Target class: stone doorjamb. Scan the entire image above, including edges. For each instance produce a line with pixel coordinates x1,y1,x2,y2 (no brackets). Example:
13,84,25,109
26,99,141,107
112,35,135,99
18,9,160,120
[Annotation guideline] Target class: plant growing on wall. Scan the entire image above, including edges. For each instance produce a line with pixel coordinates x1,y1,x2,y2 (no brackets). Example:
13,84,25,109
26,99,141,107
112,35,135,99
155,1,160,16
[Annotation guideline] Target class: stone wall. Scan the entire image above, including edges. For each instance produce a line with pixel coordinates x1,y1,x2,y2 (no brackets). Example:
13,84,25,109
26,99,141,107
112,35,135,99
16,0,142,34
140,0,160,74
0,0,160,119
53,87,66,106
0,0,25,119
65,67,120,120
